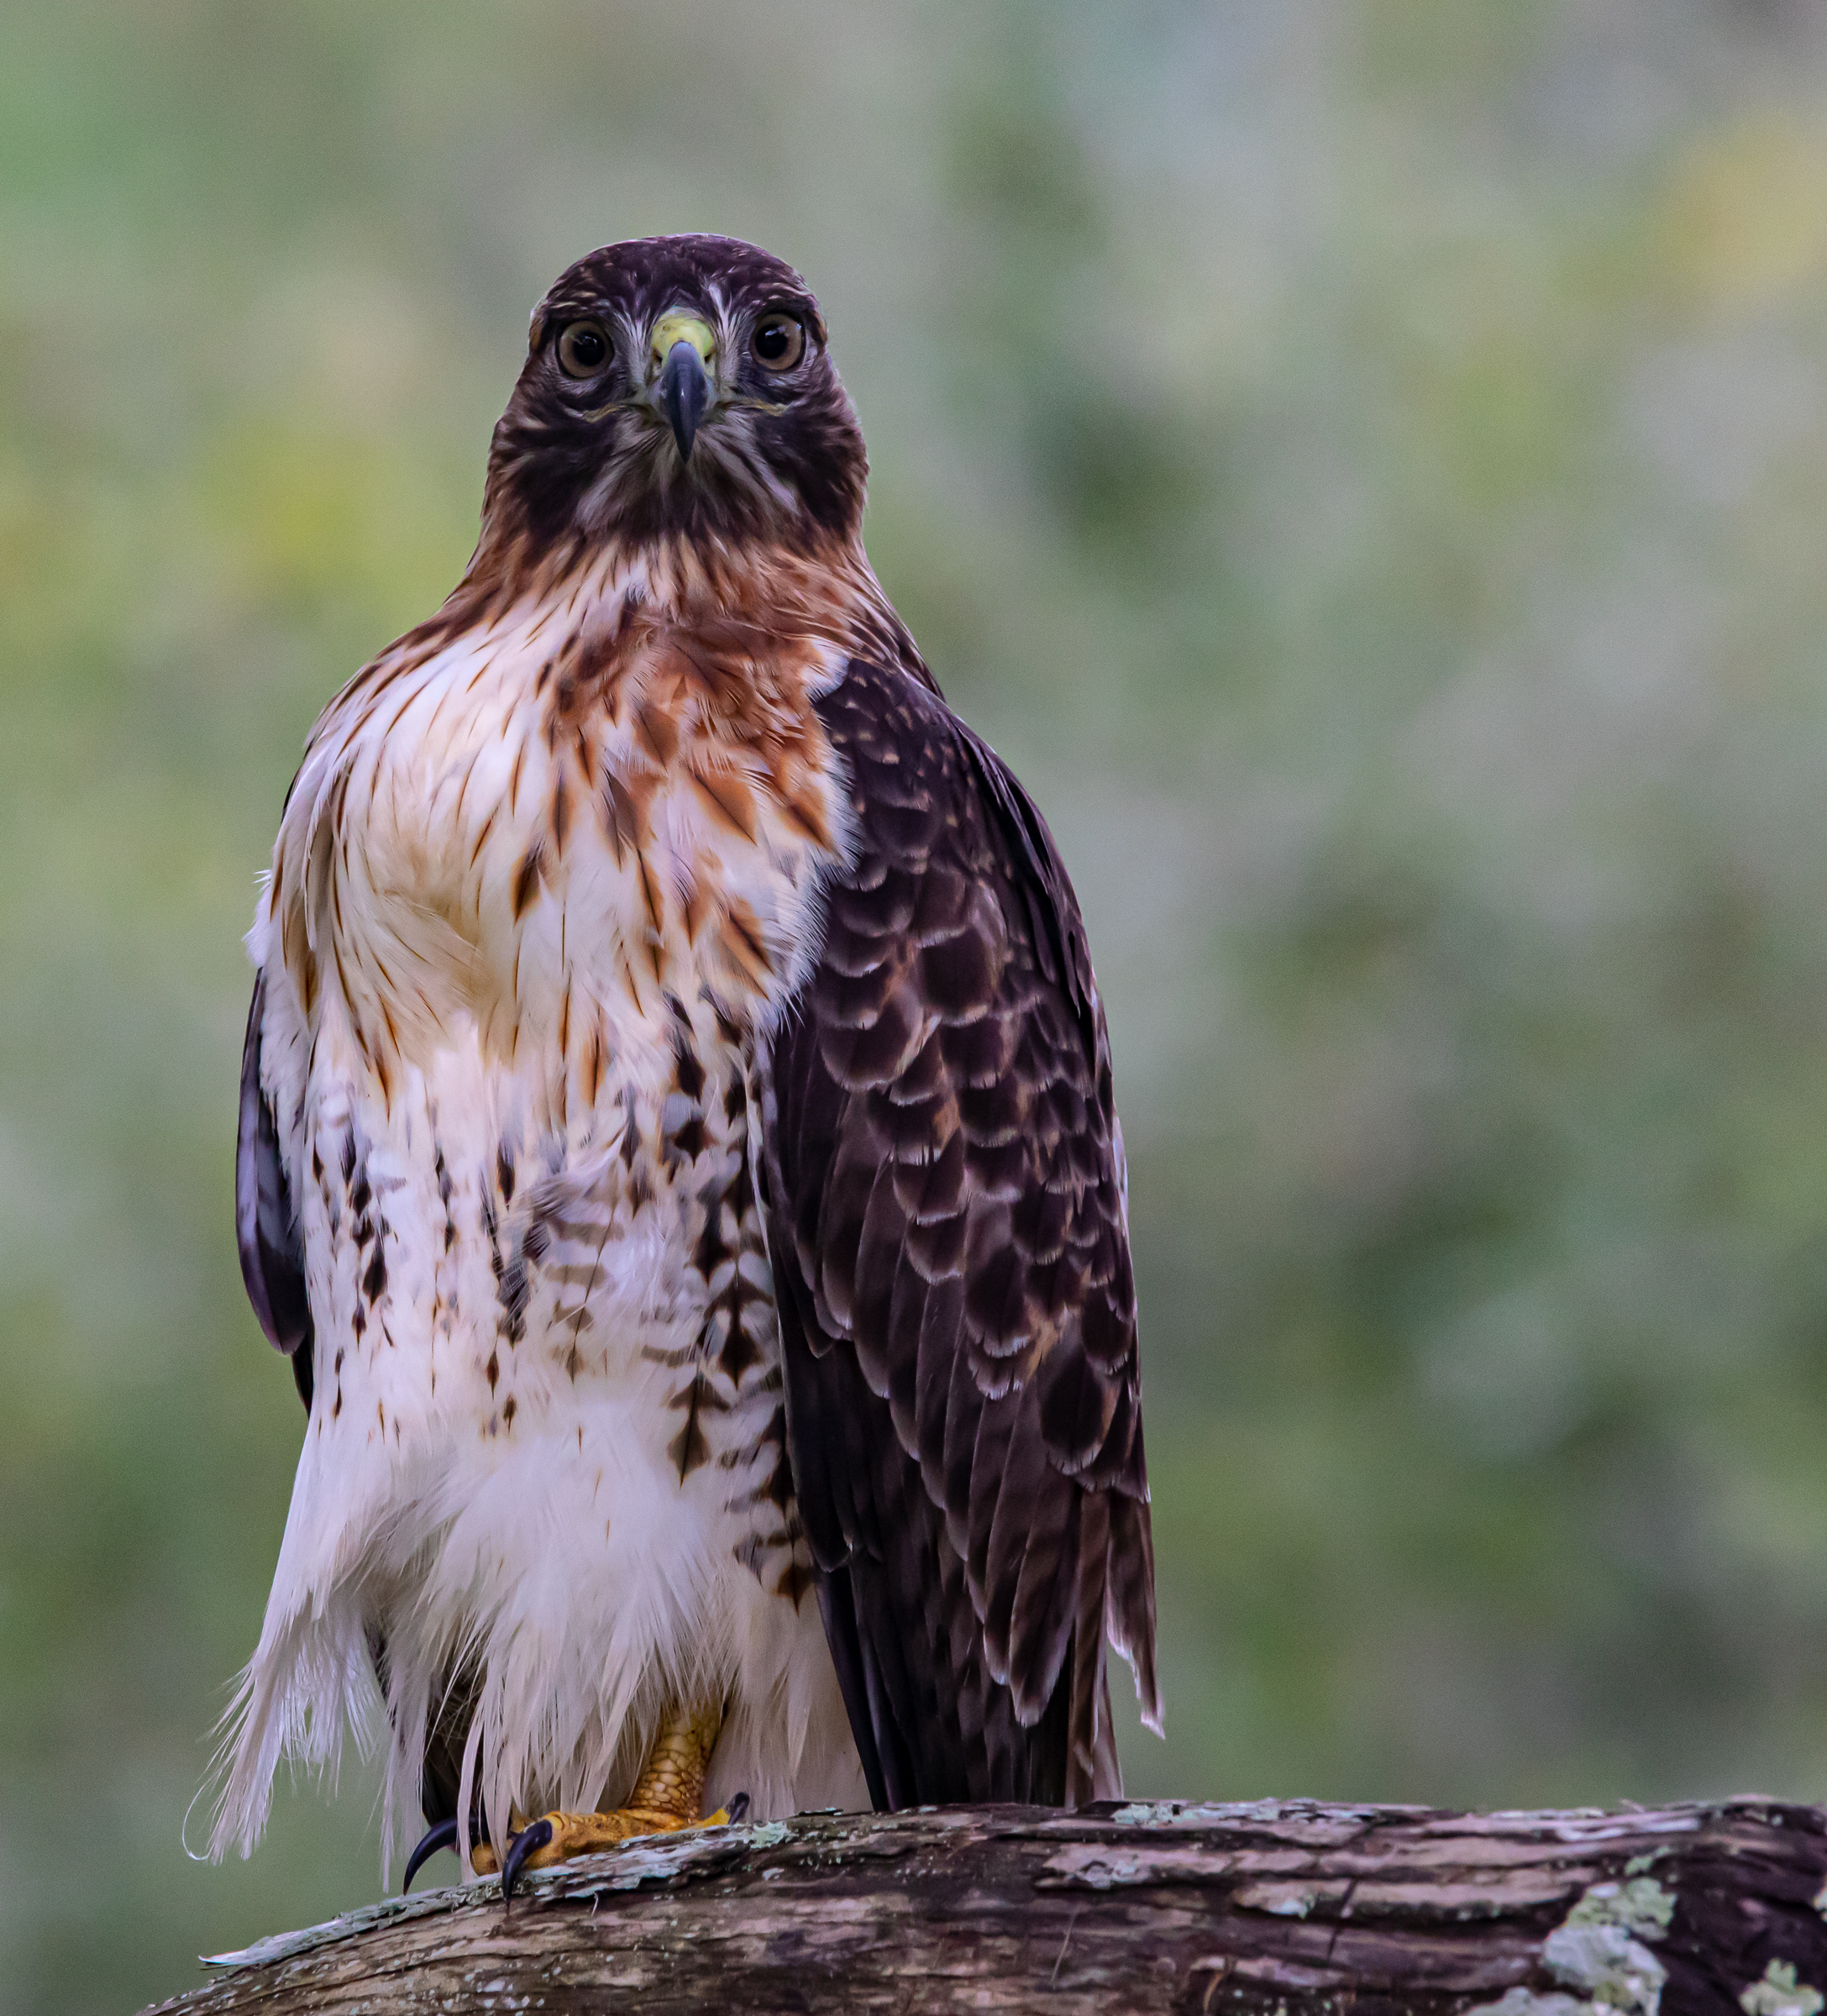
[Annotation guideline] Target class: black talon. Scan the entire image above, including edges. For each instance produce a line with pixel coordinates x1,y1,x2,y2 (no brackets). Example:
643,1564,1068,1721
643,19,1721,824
402,1815,459,1893
500,1817,553,1905
725,1793,750,1824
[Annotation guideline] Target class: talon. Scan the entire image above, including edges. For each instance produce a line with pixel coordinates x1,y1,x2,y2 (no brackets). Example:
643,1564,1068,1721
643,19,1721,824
501,1817,554,1904
486,1699,732,1900
402,1815,459,1892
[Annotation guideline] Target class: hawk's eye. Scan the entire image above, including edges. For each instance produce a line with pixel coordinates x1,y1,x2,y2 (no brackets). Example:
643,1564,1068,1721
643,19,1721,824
557,321,611,380
751,313,806,372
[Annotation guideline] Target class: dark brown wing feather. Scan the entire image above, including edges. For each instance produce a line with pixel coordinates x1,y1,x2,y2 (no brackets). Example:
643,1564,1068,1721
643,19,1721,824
236,971,315,1410
756,658,1160,1809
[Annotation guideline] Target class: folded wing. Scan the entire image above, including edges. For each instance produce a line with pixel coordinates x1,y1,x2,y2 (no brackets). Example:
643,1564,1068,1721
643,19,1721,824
755,659,1160,1808
236,971,315,1410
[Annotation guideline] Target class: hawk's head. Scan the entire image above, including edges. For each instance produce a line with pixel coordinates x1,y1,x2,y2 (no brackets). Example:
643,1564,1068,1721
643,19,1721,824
482,235,868,562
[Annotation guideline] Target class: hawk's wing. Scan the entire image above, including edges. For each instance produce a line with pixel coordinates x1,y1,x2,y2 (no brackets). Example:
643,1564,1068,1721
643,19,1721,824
755,659,1160,1809
237,971,315,1410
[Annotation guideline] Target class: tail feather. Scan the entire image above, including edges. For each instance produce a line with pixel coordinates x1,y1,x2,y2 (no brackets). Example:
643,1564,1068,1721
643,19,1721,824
1065,1490,1114,1805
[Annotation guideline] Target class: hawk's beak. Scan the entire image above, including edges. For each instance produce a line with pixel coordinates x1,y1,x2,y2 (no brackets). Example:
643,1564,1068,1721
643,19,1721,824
659,342,711,463
649,313,717,465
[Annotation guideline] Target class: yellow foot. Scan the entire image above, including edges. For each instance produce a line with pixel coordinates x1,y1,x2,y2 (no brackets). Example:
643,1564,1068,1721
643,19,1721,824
495,1793,748,1898
470,1698,743,1900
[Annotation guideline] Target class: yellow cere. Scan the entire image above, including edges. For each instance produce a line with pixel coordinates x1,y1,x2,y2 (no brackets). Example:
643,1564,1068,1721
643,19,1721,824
648,312,717,372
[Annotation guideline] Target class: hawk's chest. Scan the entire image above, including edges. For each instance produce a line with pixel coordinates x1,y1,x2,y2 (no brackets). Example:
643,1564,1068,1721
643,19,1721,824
260,587,853,1465
274,592,852,1121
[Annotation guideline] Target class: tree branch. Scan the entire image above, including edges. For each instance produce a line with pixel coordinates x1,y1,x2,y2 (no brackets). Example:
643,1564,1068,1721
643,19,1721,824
145,1798,1827,2014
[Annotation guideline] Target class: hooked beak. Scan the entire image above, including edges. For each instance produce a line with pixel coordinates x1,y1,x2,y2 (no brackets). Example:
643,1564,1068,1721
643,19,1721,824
658,339,712,464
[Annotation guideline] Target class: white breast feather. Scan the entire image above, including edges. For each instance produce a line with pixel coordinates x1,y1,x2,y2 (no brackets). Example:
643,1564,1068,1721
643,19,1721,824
212,559,868,1872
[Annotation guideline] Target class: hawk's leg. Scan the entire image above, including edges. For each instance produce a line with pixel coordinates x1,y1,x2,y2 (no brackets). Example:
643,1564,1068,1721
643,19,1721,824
486,1701,749,1900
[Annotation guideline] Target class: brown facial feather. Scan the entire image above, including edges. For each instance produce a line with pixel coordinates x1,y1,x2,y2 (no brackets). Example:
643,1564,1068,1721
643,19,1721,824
301,226,921,738
486,235,868,576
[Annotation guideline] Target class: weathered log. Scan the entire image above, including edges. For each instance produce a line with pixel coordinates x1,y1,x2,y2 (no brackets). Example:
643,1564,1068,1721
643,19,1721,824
145,1798,1827,2015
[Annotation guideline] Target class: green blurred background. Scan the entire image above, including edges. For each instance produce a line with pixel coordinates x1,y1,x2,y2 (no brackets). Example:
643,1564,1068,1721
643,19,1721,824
8,1,1827,2006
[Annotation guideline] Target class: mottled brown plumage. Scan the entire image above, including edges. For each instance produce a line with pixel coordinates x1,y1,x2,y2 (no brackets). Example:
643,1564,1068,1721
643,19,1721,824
759,660,1158,1804
223,234,1158,1874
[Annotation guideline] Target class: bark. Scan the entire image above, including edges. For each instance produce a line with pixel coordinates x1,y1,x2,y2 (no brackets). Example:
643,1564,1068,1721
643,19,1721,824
145,1798,1827,2015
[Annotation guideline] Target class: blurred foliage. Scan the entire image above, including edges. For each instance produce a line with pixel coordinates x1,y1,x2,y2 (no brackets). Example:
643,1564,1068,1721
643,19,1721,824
8,2,1827,2008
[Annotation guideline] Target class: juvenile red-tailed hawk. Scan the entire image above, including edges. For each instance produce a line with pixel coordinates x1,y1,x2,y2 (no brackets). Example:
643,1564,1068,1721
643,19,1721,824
216,234,1159,1895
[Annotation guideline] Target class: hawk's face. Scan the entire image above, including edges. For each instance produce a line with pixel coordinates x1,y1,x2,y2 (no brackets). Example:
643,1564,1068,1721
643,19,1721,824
483,235,868,560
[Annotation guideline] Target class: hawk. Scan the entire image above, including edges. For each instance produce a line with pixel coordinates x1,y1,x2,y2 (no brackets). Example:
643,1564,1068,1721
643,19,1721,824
214,234,1160,1894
